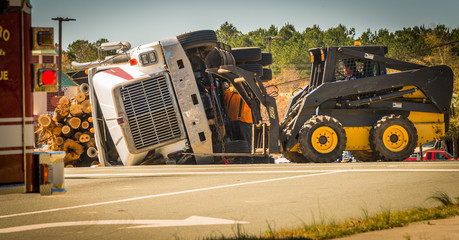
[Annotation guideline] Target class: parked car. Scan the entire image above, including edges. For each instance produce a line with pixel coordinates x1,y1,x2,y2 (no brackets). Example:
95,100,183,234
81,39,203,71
404,151,458,161
337,151,357,163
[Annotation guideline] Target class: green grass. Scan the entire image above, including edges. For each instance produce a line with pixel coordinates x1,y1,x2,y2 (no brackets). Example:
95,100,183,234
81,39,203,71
203,191,459,240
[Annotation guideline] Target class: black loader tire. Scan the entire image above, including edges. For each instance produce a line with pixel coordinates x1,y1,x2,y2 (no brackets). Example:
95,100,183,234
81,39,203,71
231,47,262,63
261,68,272,82
350,150,379,162
298,115,347,163
176,30,218,50
283,151,308,163
370,114,418,161
237,64,264,77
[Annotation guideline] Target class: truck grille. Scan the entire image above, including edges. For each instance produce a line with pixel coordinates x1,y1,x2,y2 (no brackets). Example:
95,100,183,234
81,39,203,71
120,75,182,150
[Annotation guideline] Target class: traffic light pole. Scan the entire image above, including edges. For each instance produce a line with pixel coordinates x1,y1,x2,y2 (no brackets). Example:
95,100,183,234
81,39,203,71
52,17,75,97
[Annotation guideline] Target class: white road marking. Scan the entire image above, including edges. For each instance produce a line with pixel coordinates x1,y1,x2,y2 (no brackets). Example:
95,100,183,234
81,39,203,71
65,170,338,177
0,216,248,233
65,168,459,178
0,171,342,220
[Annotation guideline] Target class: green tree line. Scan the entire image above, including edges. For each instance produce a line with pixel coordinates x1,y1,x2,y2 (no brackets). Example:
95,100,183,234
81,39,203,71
216,22,459,78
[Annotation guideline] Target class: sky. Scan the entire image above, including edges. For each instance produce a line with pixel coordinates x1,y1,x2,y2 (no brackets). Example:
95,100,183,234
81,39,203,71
31,0,459,51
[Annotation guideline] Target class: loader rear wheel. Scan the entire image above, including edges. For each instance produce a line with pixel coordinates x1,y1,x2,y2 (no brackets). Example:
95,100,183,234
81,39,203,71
350,150,379,162
370,114,418,161
298,116,347,163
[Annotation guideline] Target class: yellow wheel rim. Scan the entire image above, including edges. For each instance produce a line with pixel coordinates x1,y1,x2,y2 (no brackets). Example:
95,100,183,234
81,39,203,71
382,125,409,152
311,126,338,154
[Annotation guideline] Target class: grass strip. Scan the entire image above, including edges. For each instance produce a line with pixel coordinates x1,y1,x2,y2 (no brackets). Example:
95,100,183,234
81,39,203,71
262,204,459,239
205,203,459,240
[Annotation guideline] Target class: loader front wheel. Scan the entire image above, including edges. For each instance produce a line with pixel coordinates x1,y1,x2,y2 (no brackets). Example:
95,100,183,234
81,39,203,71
299,116,347,163
370,115,418,161
283,151,309,163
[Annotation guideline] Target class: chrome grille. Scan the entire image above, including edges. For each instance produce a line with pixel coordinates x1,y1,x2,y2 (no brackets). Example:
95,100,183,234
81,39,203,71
120,75,182,150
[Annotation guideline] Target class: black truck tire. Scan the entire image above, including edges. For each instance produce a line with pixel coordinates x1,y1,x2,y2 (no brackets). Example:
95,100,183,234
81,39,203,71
298,115,347,163
370,114,418,161
176,30,218,50
237,64,264,77
231,47,262,63
256,52,273,66
350,150,379,162
261,68,272,82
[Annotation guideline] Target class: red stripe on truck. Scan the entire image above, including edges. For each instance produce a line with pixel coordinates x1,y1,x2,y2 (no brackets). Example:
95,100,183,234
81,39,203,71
103,67,134,80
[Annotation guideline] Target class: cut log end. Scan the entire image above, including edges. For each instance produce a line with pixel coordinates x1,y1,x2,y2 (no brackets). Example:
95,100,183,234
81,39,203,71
79,133,91,143
68,117,82,129
81,121,90,130
87,147,98,158
38,114,53,128
76,92,87,103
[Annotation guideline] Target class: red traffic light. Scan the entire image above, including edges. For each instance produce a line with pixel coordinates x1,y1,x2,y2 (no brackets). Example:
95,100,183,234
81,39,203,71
39,69,56,85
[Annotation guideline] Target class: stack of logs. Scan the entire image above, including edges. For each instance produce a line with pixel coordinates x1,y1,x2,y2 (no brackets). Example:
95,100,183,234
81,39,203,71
37,93,98,167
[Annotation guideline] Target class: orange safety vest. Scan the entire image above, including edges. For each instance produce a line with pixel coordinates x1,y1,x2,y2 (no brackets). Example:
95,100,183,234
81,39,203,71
224,89,253,124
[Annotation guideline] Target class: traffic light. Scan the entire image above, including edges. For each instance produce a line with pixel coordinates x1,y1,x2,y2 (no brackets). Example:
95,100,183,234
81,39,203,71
33,64,58,91
38,68,57,86
32,28,53,50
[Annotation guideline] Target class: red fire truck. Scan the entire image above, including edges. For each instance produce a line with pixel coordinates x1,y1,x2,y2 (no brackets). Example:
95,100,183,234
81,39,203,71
0,0,60,194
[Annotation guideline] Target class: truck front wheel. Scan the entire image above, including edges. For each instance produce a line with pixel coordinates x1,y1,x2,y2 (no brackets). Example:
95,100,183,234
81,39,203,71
298,115,347,163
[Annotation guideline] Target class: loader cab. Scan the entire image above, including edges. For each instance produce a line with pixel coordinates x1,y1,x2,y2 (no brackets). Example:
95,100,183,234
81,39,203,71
308,46,388,89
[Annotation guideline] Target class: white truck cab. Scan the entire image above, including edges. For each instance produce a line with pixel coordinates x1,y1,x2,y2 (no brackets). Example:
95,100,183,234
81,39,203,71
79,30,277,166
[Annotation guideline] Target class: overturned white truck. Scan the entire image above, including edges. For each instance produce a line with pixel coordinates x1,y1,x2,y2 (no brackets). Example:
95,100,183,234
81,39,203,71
81,30,278,166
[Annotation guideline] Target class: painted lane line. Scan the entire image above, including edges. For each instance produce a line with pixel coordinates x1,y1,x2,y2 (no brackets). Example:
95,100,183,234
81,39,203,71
344,169,459,172
65,170,339,177
64,168,459,178
0,216,248,234
0,171,342,220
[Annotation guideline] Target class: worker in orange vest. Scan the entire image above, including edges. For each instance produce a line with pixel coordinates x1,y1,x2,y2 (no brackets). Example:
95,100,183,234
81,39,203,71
224,84,253,163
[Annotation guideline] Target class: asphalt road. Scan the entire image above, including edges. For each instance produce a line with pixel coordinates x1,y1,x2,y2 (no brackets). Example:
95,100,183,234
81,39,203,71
1,162,459,240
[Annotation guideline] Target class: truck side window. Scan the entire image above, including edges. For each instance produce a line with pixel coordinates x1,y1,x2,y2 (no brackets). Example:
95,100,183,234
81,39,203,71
434,152,445,160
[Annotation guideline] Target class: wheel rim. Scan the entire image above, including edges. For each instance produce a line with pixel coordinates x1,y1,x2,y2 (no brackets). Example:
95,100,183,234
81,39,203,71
311,126,338,154
382,125,409,152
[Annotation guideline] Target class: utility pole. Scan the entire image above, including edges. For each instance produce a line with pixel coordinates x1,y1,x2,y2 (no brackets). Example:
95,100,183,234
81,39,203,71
263,36,280,69
263,36,281,53
52,17,76,97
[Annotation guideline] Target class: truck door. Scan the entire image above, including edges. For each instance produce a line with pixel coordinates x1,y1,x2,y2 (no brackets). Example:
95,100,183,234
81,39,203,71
426,152,433,160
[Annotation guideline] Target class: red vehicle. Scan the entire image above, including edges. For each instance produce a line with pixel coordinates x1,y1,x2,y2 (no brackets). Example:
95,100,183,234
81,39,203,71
404,151,459,161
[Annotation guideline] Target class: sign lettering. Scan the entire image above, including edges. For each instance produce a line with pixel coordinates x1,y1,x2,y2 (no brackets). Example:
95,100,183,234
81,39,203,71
0,26,10,42
0,71,8,80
